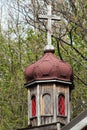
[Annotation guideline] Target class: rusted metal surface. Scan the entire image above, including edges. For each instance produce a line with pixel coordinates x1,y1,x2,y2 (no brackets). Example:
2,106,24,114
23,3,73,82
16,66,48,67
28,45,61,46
24,51,73,87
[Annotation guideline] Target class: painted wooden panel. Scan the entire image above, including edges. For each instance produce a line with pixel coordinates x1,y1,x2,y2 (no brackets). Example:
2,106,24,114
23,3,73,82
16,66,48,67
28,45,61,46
30,117,37,126
28,83,70,126
56,116,67,124
41,116,53,125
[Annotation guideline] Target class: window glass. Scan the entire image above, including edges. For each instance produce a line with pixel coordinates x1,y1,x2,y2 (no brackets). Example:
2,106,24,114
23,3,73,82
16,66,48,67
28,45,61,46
58,94,65,116
31,95,36,116
42,94,51,115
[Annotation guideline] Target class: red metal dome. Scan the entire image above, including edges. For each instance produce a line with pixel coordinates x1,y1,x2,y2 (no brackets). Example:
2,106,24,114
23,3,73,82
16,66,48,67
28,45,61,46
24,51,73,86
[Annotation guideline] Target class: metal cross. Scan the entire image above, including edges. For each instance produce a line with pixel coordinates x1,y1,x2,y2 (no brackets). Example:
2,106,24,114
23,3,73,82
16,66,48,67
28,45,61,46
39,3,61,51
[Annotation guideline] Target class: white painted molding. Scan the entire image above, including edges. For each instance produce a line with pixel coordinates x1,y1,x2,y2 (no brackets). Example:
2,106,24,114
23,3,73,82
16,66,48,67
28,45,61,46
70,117,87,130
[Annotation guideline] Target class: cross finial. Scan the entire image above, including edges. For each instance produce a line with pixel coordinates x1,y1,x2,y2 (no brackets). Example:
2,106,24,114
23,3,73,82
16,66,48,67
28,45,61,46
39,3,61,52
44,3,54,52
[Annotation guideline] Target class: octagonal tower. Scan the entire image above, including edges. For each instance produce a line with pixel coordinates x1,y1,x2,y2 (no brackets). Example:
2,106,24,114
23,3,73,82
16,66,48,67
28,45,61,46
24,49,74,127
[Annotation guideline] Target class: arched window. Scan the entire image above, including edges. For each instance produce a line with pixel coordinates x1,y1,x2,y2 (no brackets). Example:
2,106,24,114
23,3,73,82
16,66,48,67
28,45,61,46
42,94,51,115
31,95,36,116
58,94,65,116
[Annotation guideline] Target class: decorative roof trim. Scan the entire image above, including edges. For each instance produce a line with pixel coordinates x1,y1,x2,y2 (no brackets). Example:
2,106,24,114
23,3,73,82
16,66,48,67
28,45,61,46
24,79,72,88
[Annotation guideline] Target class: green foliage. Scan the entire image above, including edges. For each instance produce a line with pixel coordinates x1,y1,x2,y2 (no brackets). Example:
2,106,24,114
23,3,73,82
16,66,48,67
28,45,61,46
57,27,87,118
0,0,87,129
0,28,45,129
0,31,27,129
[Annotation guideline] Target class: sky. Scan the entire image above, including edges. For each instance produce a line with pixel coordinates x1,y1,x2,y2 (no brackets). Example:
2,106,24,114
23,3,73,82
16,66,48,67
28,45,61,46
0,0,9,30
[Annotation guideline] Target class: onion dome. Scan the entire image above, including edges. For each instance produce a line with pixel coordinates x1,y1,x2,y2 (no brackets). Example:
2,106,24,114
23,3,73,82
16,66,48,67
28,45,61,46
24,50,73,88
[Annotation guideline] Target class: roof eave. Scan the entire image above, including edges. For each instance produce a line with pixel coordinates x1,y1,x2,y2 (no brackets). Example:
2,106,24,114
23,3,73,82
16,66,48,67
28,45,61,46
24,79,73,88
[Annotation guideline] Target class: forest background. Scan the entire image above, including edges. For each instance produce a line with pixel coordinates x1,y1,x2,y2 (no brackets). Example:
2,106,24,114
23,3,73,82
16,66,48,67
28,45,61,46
0,0,87,130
